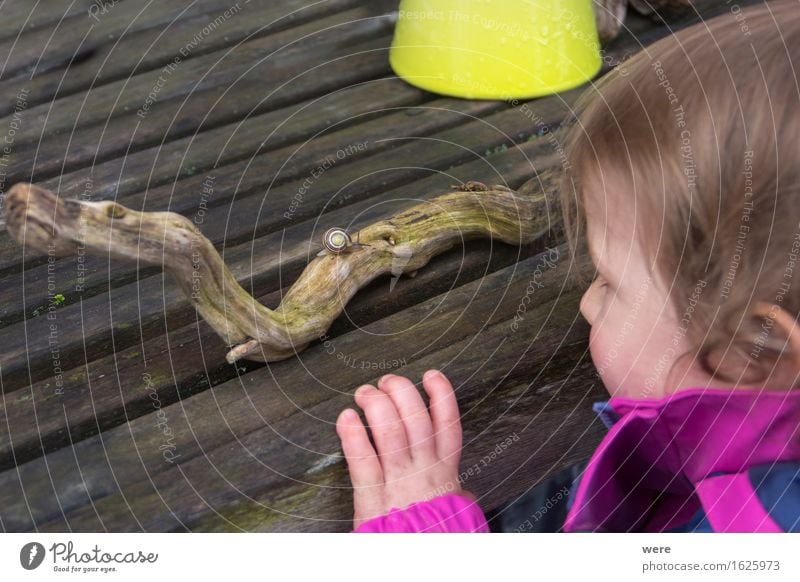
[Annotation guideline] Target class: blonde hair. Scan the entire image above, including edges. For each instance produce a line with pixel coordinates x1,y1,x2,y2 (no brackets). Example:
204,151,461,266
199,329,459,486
559,0,800,387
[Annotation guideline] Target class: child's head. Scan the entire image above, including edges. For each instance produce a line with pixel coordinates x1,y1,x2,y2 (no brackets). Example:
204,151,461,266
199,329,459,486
560,1,800,399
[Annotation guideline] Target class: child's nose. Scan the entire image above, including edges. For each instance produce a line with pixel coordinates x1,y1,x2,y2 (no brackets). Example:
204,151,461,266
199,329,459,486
580,285,598,325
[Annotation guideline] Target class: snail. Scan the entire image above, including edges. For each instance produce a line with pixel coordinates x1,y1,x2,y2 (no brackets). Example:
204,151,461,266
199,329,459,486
316,227,372,257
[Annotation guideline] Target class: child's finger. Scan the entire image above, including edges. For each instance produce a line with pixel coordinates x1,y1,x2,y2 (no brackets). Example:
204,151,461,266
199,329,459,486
377,374,435,462
422,369,463,466
354,385,412,469
336,408,383,488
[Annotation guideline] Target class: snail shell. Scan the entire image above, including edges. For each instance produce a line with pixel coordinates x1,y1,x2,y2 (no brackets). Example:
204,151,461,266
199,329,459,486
322,227,352,254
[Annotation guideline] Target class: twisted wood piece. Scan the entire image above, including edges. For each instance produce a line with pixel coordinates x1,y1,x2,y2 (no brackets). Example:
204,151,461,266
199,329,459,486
4,181,554,364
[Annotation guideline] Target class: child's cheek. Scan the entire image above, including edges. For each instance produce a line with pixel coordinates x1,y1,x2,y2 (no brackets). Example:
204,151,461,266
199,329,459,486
587,322,614,394
587,313,637,397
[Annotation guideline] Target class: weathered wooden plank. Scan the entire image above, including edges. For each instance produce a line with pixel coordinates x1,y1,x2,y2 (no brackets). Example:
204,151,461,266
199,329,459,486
0,92,520,326
0,131,555,400
2,242,568,531
44,78,432,202
0,12,663,278
0,1,102,43
2,244,593,531
0,101,564,390
0,36,393,275
4,0,661,191
0,229,556,474
0,8,395,153
0,0,323,80
188,359,605,532
0,0,361,116
0,165,563,478
54,271,598,532
0,92,513,328
0,162,563,525
0,104,567,392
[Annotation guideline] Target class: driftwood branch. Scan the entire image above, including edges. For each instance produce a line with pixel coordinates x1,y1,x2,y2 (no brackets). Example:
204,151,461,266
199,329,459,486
4,181,554,364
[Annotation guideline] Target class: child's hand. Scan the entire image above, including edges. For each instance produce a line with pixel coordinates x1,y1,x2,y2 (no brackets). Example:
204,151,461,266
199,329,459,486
336,369,474,530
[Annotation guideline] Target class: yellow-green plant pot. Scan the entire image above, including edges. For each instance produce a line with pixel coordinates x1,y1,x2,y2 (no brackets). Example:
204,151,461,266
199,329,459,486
389,0,602,100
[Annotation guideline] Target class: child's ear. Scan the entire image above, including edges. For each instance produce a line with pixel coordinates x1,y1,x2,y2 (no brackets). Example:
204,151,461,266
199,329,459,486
751,300,800,386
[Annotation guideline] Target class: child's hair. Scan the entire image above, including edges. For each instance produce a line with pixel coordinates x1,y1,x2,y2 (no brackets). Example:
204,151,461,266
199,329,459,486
559,1,800,387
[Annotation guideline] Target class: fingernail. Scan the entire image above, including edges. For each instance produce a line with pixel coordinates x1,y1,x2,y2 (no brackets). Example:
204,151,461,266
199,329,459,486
354,384,371,397
424,369,441,380
378,374,394,387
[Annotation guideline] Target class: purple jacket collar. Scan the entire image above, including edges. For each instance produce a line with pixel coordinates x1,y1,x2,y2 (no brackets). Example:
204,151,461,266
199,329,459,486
563,387,800,532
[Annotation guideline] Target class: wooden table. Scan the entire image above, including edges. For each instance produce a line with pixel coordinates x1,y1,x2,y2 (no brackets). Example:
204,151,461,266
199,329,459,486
0,0,741,532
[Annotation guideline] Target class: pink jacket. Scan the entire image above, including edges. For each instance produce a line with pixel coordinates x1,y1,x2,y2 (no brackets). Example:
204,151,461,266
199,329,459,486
353,387,800,533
